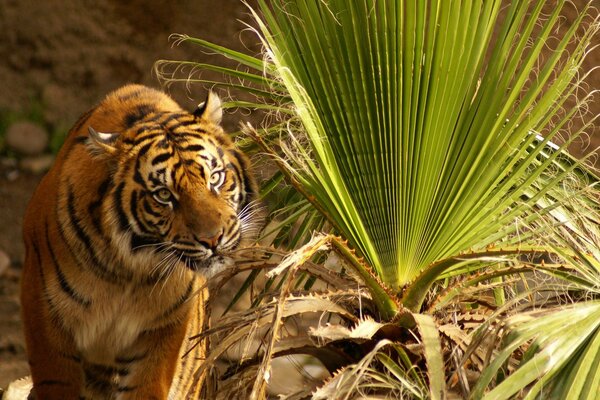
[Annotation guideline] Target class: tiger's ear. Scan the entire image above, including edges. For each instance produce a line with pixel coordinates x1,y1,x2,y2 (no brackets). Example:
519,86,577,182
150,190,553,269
87,126,119,156
193,91,222,125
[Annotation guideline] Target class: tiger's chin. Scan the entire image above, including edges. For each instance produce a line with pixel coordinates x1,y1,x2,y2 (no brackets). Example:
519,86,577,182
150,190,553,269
181,254,234,278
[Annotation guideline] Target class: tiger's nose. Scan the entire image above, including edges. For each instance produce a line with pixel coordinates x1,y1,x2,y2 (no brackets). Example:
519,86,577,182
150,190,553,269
198,230,223,251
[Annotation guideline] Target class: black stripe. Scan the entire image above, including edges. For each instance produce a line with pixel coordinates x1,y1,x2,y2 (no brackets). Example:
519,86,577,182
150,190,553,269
149,175,163,187
31,244,45,280
159,277,195,320
134,207,155,236
135,125,151,136
142,197,161,218
28,236,64,318
124,104,155,128
115,352,148,364
171,161,183,183
116,385,139,392
137,141,154,158
172,118,198,128
225,181,236,192
57,220,124,285
96,178,112,199
74,136,89,145
159,113,188,127
66,187,99,255
151,152,172,166
181,144,205,152
65,185,128,284
225,221,238,238
129,190,142,231
71,107,96,134
133,131,162,146
231,150,255,208
60,352,82,363
37,379,71,387
226,161,244,202
88,202,103,233
140,111,170,125
176,131,207,141
83,373,112,394
85,363,129,378
133,142,154,185
134,168,145,186
88,178,111,233
156,138,170,148
29,239,60,320
116,87,145,102
155,167,166,179
130,233,160,253
45,222,91,307
173,240,196,248
113,182,130,232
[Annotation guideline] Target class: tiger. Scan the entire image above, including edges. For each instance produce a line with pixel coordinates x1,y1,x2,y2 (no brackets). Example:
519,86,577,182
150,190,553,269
20,84,257,399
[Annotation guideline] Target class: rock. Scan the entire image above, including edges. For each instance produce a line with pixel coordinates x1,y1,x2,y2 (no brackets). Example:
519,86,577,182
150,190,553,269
5,121,49,156
19,154,55,174
5,169,19,181
0,249,10,277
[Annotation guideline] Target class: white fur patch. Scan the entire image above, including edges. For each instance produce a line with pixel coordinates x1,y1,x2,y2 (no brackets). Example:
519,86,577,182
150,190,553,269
202,255,234,279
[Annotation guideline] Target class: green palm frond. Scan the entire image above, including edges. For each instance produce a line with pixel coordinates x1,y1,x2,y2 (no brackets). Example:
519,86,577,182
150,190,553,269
471,301,600,400
239,0,598,294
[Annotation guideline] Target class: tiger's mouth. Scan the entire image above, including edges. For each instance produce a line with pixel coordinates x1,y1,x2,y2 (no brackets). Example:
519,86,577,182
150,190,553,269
131,233,231,272
180,252,220,271
181,253,232,274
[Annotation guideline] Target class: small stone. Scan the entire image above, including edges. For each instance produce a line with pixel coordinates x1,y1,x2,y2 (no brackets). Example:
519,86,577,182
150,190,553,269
0,249,10,277
5,121,49,156
19,154,55,174
5,169,19,181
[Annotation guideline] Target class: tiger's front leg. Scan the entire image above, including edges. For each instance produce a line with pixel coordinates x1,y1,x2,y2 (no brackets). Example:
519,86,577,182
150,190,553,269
81,321,190,400
23,318,83,400
21,254,84,400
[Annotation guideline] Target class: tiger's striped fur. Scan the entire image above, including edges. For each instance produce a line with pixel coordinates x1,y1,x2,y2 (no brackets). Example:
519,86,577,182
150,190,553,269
21,85,257,399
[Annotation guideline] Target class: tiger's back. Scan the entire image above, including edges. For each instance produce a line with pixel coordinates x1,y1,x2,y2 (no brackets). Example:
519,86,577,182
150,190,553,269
21,85,256,399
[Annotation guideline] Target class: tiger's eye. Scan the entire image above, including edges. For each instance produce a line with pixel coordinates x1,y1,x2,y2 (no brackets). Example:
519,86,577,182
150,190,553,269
153,188,173,204
210,170,225,189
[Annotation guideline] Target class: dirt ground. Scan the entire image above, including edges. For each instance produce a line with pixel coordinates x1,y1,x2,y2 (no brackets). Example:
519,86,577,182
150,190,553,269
0,0,598,394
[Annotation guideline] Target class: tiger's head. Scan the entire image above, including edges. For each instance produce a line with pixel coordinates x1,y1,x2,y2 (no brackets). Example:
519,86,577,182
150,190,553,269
86,91,258,274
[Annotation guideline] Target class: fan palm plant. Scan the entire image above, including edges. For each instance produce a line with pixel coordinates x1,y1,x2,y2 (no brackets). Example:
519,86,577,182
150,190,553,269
157,0,599,398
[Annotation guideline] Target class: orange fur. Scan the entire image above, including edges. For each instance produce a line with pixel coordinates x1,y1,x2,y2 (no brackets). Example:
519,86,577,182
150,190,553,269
21,85,256,399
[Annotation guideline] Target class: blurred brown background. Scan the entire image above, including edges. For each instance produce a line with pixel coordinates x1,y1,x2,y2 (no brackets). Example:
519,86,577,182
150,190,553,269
0,0,597,391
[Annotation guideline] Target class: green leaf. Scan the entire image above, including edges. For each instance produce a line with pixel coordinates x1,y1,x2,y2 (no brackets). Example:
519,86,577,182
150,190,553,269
169,33,272,73
472,301,600,400
413,313,446,400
